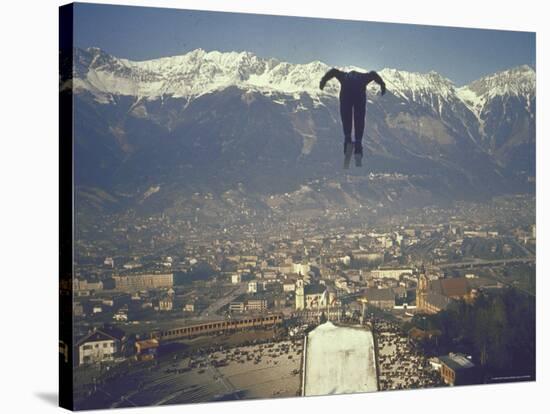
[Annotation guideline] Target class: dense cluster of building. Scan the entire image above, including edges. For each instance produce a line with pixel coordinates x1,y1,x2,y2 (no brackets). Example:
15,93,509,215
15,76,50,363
71,194,534,404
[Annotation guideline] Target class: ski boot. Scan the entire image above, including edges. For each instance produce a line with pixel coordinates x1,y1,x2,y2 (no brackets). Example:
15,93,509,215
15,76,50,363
344,140,353,169
354,142,363,167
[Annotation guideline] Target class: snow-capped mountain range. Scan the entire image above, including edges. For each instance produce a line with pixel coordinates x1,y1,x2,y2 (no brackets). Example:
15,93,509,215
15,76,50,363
72,47,332,100
458,65,535,114
71,47,534,109
66,47,535,209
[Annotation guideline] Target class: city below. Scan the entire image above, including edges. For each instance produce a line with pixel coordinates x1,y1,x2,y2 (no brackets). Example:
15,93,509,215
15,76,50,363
68,193,535,409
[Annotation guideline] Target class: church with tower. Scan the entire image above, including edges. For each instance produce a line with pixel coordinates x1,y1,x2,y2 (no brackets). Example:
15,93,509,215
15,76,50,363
416,269,478,314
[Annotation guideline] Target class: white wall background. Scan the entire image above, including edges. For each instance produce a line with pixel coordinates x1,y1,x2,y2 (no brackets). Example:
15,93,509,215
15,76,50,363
0,0,546,413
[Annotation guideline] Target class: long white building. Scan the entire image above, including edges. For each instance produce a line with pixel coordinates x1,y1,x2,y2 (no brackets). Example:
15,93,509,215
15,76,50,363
370,267,413,280
112,272,173,291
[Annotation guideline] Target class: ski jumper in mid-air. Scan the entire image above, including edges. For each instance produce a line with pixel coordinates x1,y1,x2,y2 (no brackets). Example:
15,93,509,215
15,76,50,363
319,69,386,167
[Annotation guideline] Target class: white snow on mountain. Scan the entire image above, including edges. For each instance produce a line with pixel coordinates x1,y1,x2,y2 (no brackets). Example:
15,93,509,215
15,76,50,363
74,47,335,100
457,65,536,117
72,47,535,125
379,68,461,115
73,47,461,104
379,68,456,99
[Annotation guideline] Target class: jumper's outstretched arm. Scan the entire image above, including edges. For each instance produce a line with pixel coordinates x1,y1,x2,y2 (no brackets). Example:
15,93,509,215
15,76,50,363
320,68,344,90
367,71,386,95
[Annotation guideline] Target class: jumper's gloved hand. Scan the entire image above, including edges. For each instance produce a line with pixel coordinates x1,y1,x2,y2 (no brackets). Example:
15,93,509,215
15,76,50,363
319,80,326,90
380,82,386,96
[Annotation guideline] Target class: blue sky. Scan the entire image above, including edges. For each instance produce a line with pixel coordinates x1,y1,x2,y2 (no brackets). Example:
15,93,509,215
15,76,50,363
73,2,536,86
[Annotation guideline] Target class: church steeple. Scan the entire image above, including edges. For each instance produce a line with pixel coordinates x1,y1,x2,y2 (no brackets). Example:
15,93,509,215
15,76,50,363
417,267,429,312
295,279,305,310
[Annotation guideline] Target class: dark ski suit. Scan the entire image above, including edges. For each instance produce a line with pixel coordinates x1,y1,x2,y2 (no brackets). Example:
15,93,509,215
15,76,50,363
319,69,386,146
